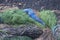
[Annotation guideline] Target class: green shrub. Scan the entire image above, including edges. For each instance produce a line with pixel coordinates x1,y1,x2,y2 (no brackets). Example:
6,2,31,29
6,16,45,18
0,9,57,29
1,9,35,25
39,10,57,28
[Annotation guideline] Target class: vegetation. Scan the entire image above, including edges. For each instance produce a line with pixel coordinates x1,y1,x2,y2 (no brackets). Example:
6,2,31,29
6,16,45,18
0,9,57,29
3,36,33,40
0,8,57,40
0,9,35,25
39,10,57,29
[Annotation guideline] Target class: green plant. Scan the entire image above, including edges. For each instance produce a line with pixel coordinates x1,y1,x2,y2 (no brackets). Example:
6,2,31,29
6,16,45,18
1,9,35,25
39,10,57,29
0,9,57,29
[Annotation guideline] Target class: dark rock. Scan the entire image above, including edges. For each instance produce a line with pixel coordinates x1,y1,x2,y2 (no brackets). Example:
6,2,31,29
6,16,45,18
3,36,33,40
54,24,60,40
35,28,55,40
0,24,43,39
0,0,60,10
57,20,60,24
16,24,43,39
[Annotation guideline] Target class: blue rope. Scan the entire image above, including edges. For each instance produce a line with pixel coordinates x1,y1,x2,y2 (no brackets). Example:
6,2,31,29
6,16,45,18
23,8,45,25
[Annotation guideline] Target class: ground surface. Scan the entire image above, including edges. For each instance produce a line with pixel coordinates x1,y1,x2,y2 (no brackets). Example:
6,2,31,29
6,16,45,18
0,5,60,40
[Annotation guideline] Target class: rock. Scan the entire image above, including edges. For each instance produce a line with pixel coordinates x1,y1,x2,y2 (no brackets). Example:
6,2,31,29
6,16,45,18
35,27,55,40
57,20,60,24
16,24,43,39
3,36,33,40
0,0,60,10
54,24,60,40
0,24,12,28
0,24,43,39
